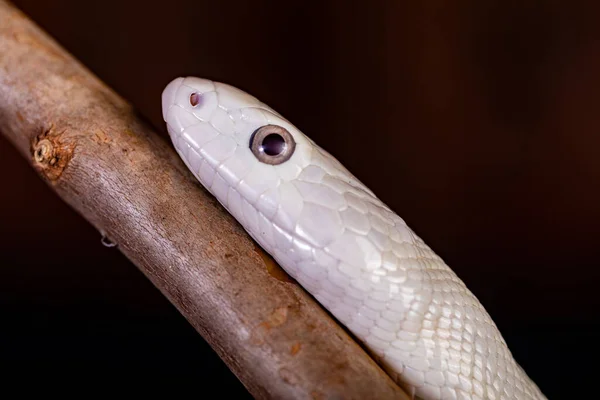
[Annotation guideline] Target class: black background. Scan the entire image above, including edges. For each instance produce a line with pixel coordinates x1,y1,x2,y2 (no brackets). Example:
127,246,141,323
2,1,599,398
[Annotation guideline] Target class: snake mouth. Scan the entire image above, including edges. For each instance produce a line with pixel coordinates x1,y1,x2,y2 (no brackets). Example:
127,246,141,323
161,77,184,122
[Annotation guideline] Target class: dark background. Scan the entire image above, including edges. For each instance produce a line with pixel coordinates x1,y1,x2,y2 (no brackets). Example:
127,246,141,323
1,1,598,397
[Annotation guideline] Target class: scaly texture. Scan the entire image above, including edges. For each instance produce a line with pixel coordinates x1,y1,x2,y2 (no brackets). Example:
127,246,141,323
162,77,546,400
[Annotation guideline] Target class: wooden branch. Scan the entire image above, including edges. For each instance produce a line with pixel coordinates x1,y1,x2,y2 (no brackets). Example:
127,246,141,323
0,1,408,398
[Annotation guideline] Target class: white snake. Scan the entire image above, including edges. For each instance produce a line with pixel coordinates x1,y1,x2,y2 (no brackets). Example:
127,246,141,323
161,77,546,400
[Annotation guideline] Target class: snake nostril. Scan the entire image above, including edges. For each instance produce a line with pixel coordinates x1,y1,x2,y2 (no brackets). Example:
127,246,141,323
190,92,202,107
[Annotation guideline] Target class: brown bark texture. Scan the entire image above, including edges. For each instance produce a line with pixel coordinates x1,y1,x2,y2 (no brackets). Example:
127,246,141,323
0,1,408,399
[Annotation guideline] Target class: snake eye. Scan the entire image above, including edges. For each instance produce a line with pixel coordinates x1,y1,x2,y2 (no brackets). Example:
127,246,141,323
249,125,296,165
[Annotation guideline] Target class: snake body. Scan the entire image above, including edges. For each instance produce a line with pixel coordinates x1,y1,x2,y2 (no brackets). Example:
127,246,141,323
161,77,546,400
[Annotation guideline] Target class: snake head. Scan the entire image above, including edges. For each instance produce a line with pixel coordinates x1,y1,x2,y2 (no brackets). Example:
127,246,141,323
162,77,313,202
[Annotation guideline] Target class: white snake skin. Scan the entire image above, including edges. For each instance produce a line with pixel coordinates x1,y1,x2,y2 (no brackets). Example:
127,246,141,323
161,77,546,400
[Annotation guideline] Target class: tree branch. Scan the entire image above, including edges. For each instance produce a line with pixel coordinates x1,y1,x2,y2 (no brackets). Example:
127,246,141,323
0,1,407,398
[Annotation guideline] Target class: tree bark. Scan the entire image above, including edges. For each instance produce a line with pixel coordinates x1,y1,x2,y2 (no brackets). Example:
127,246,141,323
0,1,407,398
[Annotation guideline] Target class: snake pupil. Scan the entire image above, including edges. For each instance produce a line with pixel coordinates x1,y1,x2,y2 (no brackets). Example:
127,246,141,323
260,133,286,156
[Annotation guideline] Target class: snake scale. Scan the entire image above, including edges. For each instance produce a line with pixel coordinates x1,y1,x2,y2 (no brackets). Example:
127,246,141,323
161,77,546,400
